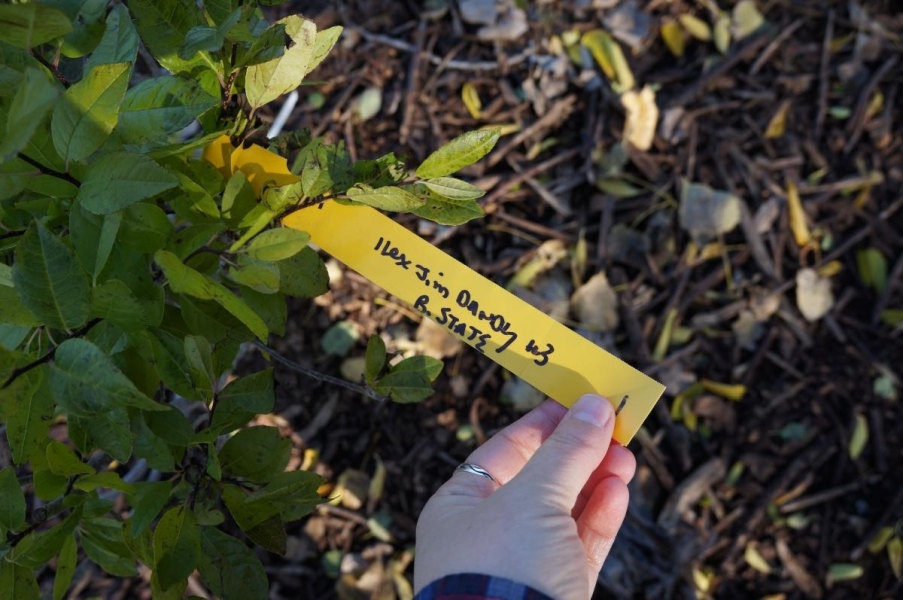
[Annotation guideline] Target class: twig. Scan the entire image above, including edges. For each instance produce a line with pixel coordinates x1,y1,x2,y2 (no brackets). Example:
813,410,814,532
749,19,805,75
2,319,101,389
399,20,426,145
31,51,69,87
17,153,79,186
351,27,531,72
844,55,899,154
815,10,835,139
486,96,577,168
483,148,579,207
252,340,387,402
0,230,25,241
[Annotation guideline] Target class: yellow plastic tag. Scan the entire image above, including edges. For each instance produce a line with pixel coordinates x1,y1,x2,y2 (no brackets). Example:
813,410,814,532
204,136,665,444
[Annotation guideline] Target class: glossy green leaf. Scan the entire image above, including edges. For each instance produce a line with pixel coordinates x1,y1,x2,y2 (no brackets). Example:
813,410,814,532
145,409,196,447
219,369,275,413
246,16,316,108
143,328,198,400
410,183,485,225
184,335,215,391
79,517,137,576
239,287,287,337
74,472,136,494
245,470,323,511
415,128,500,179
119,202,173,253
365,334,387,382
345,184,424,212
198,526,269,600
50,338,169,417
51,62,130,162
11,222,89,330
228,259,281,294
154,506,201,591
0,467,26,532
276,246,329,298
84,4,139,73
129,0,209,74
218,426,291,483
89,279,148,332
0,561,39,600
52,534,77,600
76,152,178,215
391,355,443,381
118,76,218,146
247,228,311,262
45,440,94,476
0,3,72,48
70,408,133,462
9,506,82,568
221,171,257,227
4,365,52,466
375,369,434,403
68,203,120,282
132,414,176,472
58,0,107,58
421,177,486,200
220,485,285,554
0,68,60,162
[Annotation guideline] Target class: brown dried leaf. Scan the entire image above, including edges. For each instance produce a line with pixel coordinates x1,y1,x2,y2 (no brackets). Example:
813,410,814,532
570,272,619,332
621,85,659,151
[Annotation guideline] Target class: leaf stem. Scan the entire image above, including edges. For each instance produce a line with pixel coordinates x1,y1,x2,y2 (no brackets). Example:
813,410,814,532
1,319,101,389
251,340,387,402
16,153,79,186
31,51,69,87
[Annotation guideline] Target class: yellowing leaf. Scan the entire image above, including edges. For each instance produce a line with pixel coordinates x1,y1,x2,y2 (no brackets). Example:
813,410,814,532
765,100,791,139
826,563,863,585
849,413,869,460
693,567,715,593
653,308,678,362
733,0,765,40
714,15,732,53
461,82,482,119
661,19,685,57
621,85,659,151
582,29,635,93
817,260,843,277
786,181,811,247
866,91,884,119
701,379,746,401
679,14,712,41
889,537,903,579
869,527,896,554
744,543,772,574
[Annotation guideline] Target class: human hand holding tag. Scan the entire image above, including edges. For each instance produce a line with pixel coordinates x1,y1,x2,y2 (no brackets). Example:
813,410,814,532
414,395,635,599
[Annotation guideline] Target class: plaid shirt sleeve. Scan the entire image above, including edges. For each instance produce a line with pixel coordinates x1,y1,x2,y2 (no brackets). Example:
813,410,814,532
413,573,555,600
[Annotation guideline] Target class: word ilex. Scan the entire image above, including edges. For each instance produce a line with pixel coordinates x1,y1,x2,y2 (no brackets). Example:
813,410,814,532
374,236,555,366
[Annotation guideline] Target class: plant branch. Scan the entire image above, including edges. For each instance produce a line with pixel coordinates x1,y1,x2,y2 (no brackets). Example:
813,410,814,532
0,230,25,241
2,319,101,389
252,340,387,402
17,153,79,186
31,51,69,87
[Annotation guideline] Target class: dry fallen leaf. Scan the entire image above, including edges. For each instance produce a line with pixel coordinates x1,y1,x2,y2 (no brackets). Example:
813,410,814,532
744,543,773,574
621,85,659,151
733,0,765,40
661,19,686,57
570,272,619,332
679,14,712,41
786,181,812,247
849,413,869,460
582,29,635,93
714,15,732,53
765,100,792,138
796,268,834,322
678,179,741,243
461,82,482,119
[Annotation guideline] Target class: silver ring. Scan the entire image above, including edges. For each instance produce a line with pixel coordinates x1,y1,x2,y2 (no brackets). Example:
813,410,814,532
456,463,497,484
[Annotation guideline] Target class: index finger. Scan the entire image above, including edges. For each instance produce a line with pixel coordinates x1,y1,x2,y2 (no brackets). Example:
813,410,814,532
457,399,568,486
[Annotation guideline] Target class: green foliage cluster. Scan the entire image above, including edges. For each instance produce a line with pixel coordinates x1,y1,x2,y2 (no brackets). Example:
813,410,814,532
0,1,499,597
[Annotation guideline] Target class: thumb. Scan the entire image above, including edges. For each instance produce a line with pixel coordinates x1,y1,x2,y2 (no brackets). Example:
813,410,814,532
507,394,616,510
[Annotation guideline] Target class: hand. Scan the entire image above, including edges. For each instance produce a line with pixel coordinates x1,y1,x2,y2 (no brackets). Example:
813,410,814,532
414,395,635,600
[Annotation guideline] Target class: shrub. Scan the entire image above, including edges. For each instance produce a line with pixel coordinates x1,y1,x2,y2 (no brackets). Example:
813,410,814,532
0,1,498,596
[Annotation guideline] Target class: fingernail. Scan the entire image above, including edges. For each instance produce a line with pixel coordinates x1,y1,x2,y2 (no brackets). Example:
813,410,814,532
570,394,614,428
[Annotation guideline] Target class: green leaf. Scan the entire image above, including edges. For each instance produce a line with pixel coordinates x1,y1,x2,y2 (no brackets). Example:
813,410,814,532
247,228,311,262
306,26,343,76
154,507,201,591
70,408,133,462
118,76,218,146
58,0,107,59
0,68,59,162
119,202,173,253
184,335,215,392
155,250,269,340
415,128,500,179
239,287,287,337
11,222,89,330
344,184,425,212
52,534,77,600
198,526,269,600
89,279,149,332
234,21,286,69
826,563,863,585
128,481,172,538
45,440,95,476
145,409,196,447
207,443,222,481
245,470,324,511
84,4,139,73
51,62,130,162
409,183,485,225
0,561,39,600
421,177,486,200
246,16,316,108
0,3,72,48
50,338,169,417
375,369,434,403
391,355,443,381
129,0,210,74
321,321,359,357
69,203,119,283
218,426,290,483
219,369,275,413
79,517,137,576
0,467,26,532
9,506,82,568
141,328,199,400
849,413,869,460
74,471,136,494
4,367,52,465
857,248,888,294
221,171,257,228
99,249,165,328
76,152,179,215
220,483,282,543
166,222,225,260
365,335,387,382
228,258,280,294
276,246,329,298
132,414,176,472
